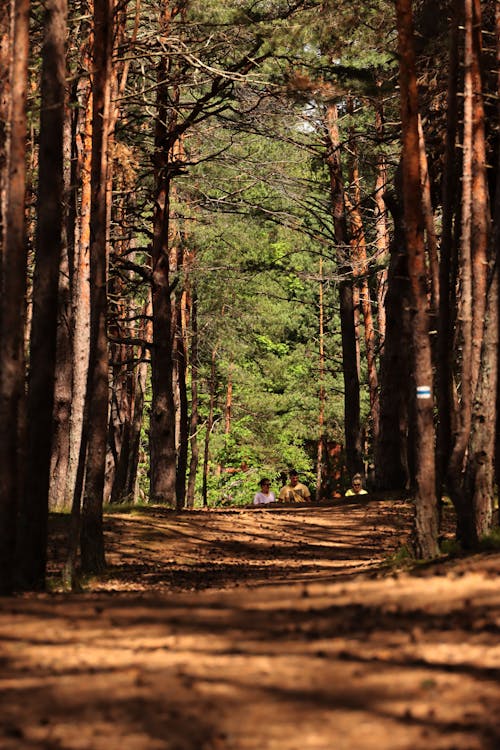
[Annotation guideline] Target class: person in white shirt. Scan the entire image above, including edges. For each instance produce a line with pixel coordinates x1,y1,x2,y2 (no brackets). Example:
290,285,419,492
253,478,276,505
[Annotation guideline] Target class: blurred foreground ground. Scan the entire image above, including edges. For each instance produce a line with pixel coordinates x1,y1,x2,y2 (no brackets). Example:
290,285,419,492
0,497,499,749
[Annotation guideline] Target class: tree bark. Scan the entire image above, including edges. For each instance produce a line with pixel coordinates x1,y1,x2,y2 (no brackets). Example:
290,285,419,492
396,0,439,558
324,102,362,477
374,95,389,350
80,0,113,574
463,262,498,546
375,187,411,491
316,259,325,499
446,0,490,541
174,286,189,510
149,5,181,506
0,0,10,260
460,0,499,546
0,0,29,594
436,2,459,500
17,0,67,590
64,57,92,513
346,101,379,445
202,346,217,508
186,284,199,509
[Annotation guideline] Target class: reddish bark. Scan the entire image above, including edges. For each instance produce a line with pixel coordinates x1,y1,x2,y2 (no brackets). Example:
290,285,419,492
345,104,380,445
186,282,199,509
324,103,362,477
80,0,114,574
436,3,459,499
0,0,29,593
17,0,67,589
396,0,439,558
374,98,389,350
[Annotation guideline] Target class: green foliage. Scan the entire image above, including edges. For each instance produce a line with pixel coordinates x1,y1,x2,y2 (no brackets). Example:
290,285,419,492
439,538,462,556
477,527,500,551
103,0,398,507
383,544,414,570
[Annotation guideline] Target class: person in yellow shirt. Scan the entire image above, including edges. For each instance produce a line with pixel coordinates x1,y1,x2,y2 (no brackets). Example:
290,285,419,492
278,469,311,503
345,473,368,497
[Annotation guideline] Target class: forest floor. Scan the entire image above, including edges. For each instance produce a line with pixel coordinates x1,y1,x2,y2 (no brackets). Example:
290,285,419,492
1,496,500,750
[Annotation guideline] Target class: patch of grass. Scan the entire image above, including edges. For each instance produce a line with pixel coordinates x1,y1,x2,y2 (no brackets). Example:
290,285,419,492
104,500,153,515
478,526,500,550
439,538,462,556
383,544,415,571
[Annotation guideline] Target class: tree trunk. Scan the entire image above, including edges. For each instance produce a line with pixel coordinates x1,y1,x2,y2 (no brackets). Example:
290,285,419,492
187,284,199,509
175,289,189,510
64,60,92,513
150,164,177,505
460,1,499,546
324,102,362,477
469,0,489,402
49,180,72,510
0,0,29,594
80,0,113,574
436,3,459,499
0,0,10,259
17,0,67,590
463,261,498,546
375,188,411,491
374,95,389,350
316,259,325,499
446,0,490,541
149,7,180,506
346,101,379,445
417,115,439,318
495,0,500,499
202,347,217,508
396,0,439,558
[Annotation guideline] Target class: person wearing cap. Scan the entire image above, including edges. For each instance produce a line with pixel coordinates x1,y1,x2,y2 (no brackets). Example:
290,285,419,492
345,473,368,497
253,478,276,505
278,469,311,503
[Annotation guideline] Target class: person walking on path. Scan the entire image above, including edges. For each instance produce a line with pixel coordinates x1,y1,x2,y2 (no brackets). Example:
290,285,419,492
278,469,311,503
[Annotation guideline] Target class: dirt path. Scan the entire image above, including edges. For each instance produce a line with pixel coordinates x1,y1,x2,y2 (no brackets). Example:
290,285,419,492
1,498,499,750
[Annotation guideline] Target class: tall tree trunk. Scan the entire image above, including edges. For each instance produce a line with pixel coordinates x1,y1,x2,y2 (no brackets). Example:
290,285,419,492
149,7,180,506
64,55,92,513
375,188,412,491
0,0,29,594
495,0,500,499
417,115,439,318
316,259,325,499
374,94,389,349
463,262,498,546
150,165,177,506
48,110,73,512
175,288,189,510
324,102,362,477
187,284,199,509
17,0,67,590
80,0,113,574
460,0,499,546
436,2,459,499
396,0,439,558
202,346,217,508
469,0,489,401
346,101,379,445
446,0,490,541
0,0,9,259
